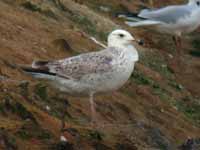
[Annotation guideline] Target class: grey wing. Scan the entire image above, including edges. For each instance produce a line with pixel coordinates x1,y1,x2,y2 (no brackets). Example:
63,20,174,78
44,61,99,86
139,5,192,23
47,48,116,80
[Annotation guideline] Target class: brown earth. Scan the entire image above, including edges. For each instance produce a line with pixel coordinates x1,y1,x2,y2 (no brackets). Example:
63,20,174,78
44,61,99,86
0,0,200,149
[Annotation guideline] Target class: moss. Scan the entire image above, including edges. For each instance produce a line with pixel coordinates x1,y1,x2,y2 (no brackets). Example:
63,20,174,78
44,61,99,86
189,39,200,57
175,98,200,125
18,81,29,97
140,52,174,79
16,122,52,140
0,129,18,149
168,81,184,91
21,1,40,12
34,83,48,101
21,1,57,19
14,102,35,121
131,70,153,85
0,98,36,122
36,129,52,140
192,39,200,49
189,50,200,57
89,130,103,141
0,102,5,114
16,129,32,140
70,14,107,41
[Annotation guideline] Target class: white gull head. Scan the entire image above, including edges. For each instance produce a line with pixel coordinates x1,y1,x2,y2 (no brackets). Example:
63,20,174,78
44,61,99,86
107,29,135,48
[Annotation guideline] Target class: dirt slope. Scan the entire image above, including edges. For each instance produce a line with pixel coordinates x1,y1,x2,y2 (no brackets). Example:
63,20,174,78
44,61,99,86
0,0,200,149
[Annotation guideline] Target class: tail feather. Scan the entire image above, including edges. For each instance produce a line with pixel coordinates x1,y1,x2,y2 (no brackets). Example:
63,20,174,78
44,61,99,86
117,12,145,21
20,64,56,80
32,60,50,68
21,66,56,76
125,20,162,27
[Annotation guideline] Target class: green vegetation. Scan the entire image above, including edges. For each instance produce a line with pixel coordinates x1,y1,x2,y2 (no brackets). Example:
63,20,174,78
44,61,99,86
21,1,40,12
168,81,184,91
34,83,48,101
0,98,35,121
175,97,200,125
131,69,154,85
140,52,174,79
190,38,200,57
68,13,107,41
16,122,52,140
89,130,103,141
21,1,57,19
18,81,29,97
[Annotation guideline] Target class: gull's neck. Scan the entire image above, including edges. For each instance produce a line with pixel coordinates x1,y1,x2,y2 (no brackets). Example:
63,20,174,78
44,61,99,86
108,43,129,49
108,43,139,62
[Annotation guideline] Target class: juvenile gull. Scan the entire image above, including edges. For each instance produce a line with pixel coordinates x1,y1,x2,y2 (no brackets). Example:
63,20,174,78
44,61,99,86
21,30,139,125
118,0,200,53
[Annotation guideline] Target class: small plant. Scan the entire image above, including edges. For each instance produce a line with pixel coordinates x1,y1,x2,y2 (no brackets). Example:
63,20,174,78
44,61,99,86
16,122,52,140
131,70,153,85
21,1,40,12
18,81,29,97
140,52,174,79
168,81,184,91
34,83,48,101
89,130,103,141
175,97,200,125
16,129,31,140
190,39,200,57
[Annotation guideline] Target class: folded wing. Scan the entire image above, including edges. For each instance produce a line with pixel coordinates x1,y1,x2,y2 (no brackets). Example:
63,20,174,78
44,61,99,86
22,48,116,80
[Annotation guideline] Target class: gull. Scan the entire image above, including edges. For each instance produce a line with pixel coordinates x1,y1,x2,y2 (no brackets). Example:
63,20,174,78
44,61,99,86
21,29,139,126
118,0,200,54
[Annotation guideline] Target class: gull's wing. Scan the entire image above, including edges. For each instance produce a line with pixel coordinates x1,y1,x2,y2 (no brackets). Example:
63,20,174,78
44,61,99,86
30,47,120,80
138,5,193,24
125,20,162,27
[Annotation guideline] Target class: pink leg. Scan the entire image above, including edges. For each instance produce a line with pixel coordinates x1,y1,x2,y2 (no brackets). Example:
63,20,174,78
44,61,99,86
173,36,182,56
89,92,96,124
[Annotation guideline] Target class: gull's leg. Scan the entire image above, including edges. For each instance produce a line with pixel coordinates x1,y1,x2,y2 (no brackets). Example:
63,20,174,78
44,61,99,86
169,36,183,73
89,92,96,124
60,99,69,132
60,110,66,132
177,36,182,56
172,35,182,56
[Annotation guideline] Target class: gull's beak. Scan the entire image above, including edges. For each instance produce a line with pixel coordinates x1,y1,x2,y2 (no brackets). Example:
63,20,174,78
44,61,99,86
129,37,136,42
130,38,144,46
137,39,144,46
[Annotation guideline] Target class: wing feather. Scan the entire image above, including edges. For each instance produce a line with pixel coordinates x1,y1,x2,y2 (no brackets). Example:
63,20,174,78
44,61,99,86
139,5,193,23
46,47,118,80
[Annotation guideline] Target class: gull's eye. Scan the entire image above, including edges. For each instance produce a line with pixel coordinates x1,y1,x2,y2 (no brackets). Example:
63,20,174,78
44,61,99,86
119,34,125,38
197,1,200,6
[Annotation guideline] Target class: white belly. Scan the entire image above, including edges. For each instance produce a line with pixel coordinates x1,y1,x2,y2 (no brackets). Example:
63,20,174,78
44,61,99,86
53,60,135,95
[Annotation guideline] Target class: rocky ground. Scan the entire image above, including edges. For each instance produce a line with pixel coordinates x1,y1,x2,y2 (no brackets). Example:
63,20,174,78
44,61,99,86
0,0,200,149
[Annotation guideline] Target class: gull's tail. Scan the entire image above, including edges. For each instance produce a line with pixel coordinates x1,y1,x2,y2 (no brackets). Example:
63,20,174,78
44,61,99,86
117,12,145,22
117,12,162,27
20,61,56,80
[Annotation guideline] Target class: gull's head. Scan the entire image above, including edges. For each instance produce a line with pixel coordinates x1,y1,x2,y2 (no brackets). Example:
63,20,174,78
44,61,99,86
189,0,200,6
107,29,135,48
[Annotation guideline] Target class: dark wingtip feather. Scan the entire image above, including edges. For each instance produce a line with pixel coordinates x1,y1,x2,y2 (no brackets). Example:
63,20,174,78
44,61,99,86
32,60,50,68
20,66,56,76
